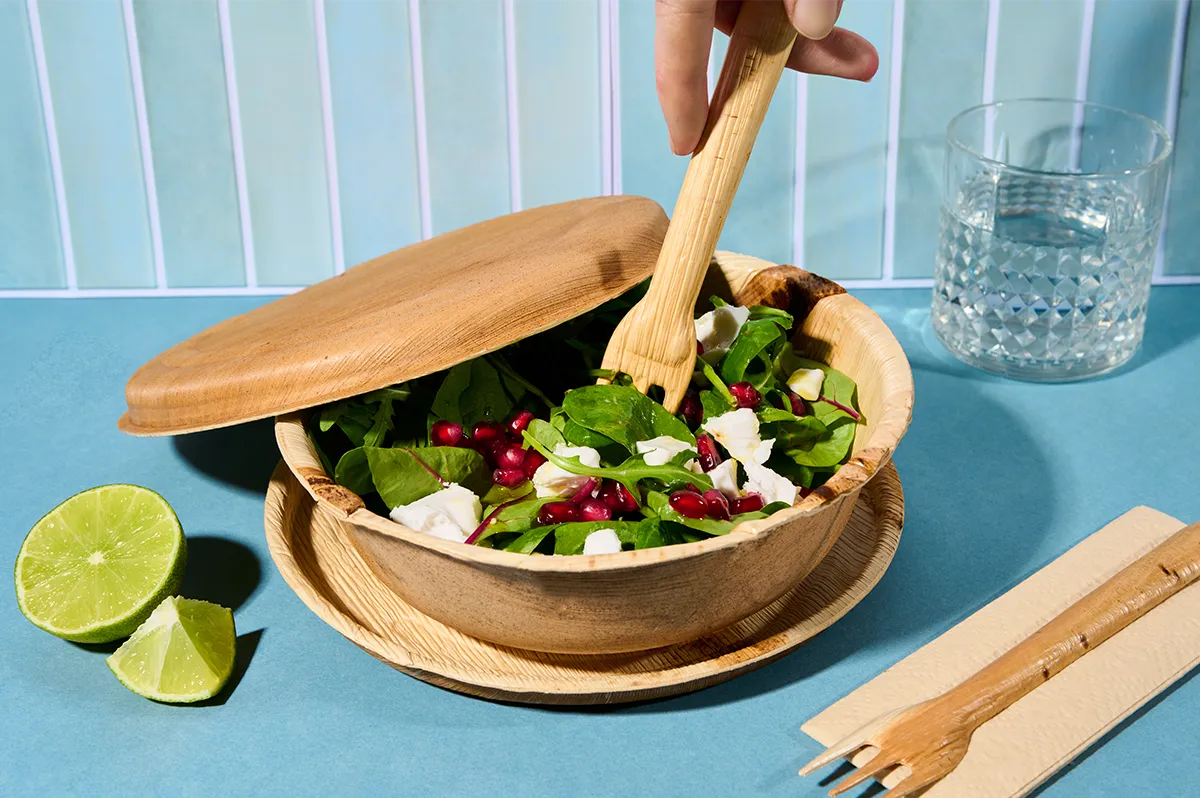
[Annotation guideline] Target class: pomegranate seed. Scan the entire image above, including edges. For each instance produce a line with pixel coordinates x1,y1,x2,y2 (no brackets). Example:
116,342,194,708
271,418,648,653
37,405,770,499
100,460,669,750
475,438,508,467
495,445,526,470
578,498,613,521
729,493,764,515
570,477,599,504
431,420,465,447
522,449,548,478
492,468,527,487
669,490,708,519
786,391,807,417
703,489,730,520
470,422,506,445
538,501,579,524
507,410,535,437
696,434,721,472
696,340,704,355
679,392,702,428
729,382,762,409
598,480,639,512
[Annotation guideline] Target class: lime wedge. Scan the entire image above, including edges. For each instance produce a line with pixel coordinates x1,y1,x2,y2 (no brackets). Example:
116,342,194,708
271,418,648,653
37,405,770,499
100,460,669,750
14,484,186,643
106,596,236,703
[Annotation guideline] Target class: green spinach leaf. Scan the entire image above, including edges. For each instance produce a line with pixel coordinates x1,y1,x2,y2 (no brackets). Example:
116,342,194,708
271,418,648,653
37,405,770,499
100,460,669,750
719,319,788,388
561,384,695,452
552,521,645,555
364,446,490,508
333,447,373,495
504,526,555,554
527,418,566,450
431,359,524,425
780,416,857,468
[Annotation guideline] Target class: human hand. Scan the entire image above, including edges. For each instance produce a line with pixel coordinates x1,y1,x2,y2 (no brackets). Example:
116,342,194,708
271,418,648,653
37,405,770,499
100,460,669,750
655,0,879,154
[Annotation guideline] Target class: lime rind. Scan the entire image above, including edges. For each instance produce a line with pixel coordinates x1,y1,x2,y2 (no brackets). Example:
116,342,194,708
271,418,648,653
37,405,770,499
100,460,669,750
106,596,237,704
14,485,186,643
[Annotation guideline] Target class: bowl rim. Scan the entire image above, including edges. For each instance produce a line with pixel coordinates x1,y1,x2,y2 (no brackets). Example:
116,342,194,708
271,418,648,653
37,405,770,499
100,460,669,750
276,251,914,574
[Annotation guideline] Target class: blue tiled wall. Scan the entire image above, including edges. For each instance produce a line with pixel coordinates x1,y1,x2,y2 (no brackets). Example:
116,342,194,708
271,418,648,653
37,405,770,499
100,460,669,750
1,0,1196,294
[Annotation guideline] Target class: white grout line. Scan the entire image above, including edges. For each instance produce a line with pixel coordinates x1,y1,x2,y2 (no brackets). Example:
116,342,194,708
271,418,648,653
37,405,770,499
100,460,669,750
0,286,306,299
502,0,522,212
1069,0,1096,172
1156,0,1190,279
122,0,167,290
881,0,905,281
598,0,612,195
792,73,807,269
609,0,622,195
982,0,1000,157
408,0,432,239
839,278,935,290
313,0,346,274
1150,274,1200,285
26,0,77,290
217,0,257,288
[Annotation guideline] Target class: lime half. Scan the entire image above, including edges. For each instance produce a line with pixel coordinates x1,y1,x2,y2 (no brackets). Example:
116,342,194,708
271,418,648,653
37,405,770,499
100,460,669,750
14,484,186,643
106,596,236,703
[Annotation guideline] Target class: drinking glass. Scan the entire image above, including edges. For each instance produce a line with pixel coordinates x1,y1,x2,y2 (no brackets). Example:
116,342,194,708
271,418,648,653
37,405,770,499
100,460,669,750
932,99,1172,381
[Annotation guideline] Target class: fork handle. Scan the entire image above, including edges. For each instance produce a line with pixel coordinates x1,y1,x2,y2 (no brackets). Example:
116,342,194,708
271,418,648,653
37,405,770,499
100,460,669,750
640,2,797,337
939,521,1200,730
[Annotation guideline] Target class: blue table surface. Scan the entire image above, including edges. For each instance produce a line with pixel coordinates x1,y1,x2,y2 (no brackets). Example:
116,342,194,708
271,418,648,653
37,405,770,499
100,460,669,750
3,287,1199,797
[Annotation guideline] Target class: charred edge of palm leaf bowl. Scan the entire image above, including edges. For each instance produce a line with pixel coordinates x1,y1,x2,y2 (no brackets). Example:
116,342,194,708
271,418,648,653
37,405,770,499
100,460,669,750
273,251,914,654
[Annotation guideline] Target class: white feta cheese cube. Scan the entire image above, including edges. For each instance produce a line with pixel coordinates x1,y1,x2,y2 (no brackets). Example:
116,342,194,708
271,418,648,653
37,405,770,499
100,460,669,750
389,483,483,543
741,462,798,508
708,459,740,498
635,435,696,467
786,368,825,402
532,444,602,498
701,408,771,465
582,528,622,555
695,304,750,365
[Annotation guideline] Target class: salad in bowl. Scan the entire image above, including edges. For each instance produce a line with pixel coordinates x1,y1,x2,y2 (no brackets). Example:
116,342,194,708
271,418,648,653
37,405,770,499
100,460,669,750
308,283,863,557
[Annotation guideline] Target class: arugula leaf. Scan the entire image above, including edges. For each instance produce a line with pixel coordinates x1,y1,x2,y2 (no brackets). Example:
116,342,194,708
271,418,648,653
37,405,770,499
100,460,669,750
333,447,373,495
486,353,553,410
748,305,795,328
523,432,712,495
362,396,396,448
644,491,734,536
561,384,695,453
696,357,736,406
320,401,375,447
364,446,490,509
719,319,788,388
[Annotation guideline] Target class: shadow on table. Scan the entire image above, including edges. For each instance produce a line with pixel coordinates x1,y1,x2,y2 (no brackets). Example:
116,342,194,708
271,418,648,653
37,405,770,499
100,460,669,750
173,417,280,494
539,377,1058,717
194,629,264,707
182,535,263,612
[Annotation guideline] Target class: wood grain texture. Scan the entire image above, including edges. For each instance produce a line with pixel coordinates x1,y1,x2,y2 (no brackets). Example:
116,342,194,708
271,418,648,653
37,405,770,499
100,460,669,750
804,506,1200,797
803,519,1200,797
275,251,914,654
264,458,903,705
119,195,668,435
600,1,798,412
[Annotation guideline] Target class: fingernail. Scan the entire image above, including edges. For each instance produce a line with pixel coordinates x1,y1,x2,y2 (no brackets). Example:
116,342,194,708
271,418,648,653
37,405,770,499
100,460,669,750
790,0,838,40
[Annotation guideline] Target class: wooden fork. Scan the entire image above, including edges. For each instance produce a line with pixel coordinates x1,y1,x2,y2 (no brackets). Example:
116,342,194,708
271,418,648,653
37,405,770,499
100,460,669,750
800,520,1200,797
599,1,797,413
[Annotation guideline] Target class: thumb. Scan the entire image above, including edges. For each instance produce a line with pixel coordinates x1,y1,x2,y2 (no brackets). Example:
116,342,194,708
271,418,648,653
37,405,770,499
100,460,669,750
782,0,841,40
